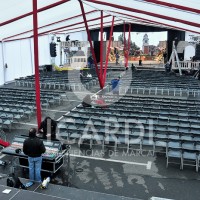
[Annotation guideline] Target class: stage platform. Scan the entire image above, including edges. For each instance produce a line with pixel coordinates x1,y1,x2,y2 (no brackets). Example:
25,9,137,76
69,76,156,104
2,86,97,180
0,178,140,200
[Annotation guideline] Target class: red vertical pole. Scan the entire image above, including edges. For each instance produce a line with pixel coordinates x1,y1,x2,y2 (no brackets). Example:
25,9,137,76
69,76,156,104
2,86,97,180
123,22,127,68
100,11,103,85
32,0,42,128
78,0,103,89
125,23,131,68
103,16,115,85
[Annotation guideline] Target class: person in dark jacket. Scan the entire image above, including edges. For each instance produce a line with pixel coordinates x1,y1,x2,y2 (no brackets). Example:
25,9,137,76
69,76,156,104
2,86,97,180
82,94,92,107
39,117,57,139
23,128,46,183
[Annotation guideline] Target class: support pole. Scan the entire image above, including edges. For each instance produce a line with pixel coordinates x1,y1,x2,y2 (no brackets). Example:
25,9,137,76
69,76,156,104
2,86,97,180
174,48,182,76
123,22,126,68
125,24,131,68
78,0,103,89
29,38,34,75
33,0,42,128
103,16,115,85
100,11,103,83
168,41,182,76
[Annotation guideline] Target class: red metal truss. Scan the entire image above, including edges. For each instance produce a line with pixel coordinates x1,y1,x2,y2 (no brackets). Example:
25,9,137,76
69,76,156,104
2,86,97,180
123,22,127,68
125,24,131,68
109,11,200,34
32,0,42,128
1,0,71,26
142,0,200,14
3,19,122,42
100,11,104,85
79,0,103,89
55,19,121,34
3,10,98,41
84,0,200,28
38,14,111,36
103,16,115,86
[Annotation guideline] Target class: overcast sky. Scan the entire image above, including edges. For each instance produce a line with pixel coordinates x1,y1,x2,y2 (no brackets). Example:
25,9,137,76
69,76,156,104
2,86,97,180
113,31,167,49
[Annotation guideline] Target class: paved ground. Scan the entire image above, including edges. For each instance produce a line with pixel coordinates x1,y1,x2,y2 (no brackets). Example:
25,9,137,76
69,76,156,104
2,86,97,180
0,67,200,200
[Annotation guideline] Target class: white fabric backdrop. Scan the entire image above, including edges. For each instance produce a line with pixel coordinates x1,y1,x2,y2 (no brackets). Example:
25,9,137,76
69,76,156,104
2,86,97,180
0,32,88,84
0,43,5,85
4,39,33,83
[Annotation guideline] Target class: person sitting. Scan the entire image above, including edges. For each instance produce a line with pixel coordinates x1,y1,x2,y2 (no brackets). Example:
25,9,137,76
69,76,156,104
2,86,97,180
94,95,107,109
39,117,57,140
165,62,171,73
82,94,92,107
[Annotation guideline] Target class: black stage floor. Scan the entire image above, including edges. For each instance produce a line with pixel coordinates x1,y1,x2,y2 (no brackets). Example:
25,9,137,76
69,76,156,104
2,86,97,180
0,181,139,200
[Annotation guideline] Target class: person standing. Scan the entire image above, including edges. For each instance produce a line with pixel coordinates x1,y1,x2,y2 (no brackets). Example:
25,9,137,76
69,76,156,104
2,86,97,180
115,52,120,65
39,117,57,140
23,128,46,183
87,55,94,68
111,76,120,98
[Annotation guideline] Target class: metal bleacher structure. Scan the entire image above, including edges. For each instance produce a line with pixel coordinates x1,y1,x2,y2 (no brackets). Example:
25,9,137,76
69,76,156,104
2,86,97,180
57,69,200,172
120,70,200,98
0,86,65,135
15,69,101,91
0,68,109,135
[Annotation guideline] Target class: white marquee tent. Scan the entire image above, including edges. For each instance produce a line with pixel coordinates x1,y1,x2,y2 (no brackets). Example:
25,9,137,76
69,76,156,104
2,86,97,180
0,0,200,85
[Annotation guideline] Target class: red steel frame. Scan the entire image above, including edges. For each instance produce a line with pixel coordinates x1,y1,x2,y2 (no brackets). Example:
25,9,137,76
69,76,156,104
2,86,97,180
123,23,131,68
123,22,126,67
1,0,71,26
32,0,42,128
84,0,200,28
109,10,200,34
79,0,103,89
125,24,131,68
38,14,111,36
103,16,115,85
79,0,116,89
3,10,98,41
100,11,103,81
142,0,200,14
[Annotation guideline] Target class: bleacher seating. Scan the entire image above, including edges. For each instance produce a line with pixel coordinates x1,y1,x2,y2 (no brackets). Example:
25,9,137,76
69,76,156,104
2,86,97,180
118,70,200,97
0,87,65,131
15,69,110,91
58,92,200,171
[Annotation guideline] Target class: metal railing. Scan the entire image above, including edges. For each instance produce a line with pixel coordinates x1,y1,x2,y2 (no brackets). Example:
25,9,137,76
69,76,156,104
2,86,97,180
173,61,200,70
118,86,200,98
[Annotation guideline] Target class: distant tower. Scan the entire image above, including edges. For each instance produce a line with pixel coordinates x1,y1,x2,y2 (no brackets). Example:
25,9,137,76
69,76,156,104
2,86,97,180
143,34,149,54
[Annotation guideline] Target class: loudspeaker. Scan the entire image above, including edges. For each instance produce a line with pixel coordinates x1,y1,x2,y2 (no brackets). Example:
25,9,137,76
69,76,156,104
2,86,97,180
195,44,200,56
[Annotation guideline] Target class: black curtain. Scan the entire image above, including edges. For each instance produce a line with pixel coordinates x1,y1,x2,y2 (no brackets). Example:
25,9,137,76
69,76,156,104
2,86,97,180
93,41,100,63
167,30,185,60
